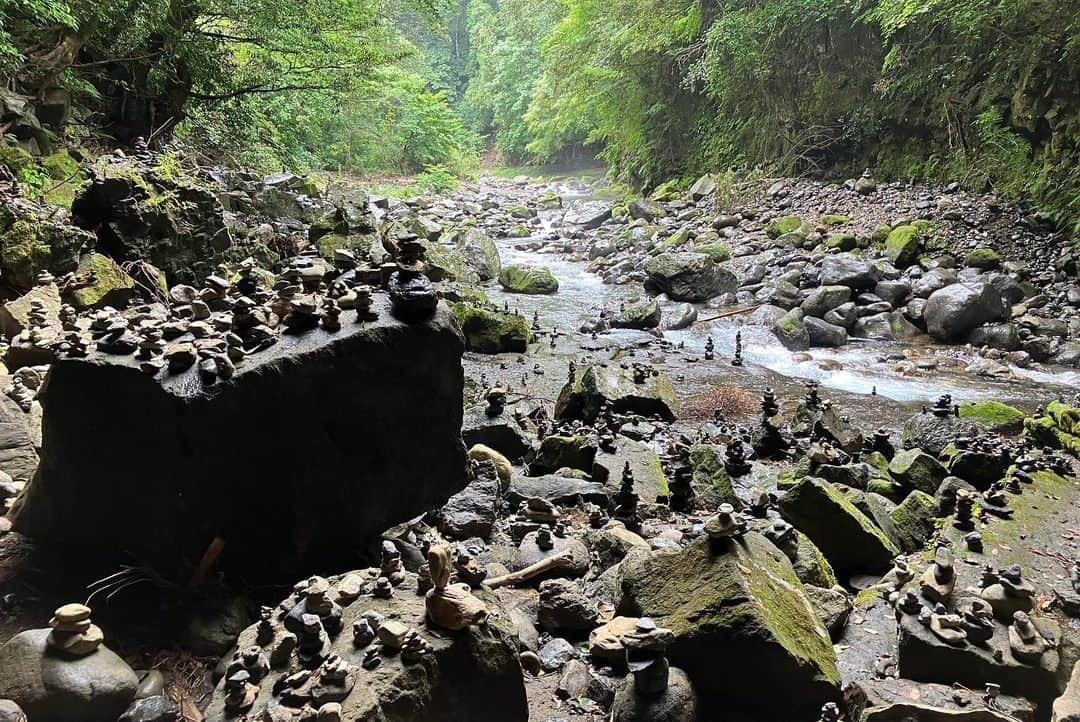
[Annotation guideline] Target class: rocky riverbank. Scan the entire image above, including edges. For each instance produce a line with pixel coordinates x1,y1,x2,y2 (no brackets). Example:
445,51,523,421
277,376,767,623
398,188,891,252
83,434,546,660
1,154,1080,722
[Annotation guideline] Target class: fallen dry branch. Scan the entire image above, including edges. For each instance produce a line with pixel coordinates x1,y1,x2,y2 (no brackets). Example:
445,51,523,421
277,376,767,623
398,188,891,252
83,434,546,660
485,550,574,589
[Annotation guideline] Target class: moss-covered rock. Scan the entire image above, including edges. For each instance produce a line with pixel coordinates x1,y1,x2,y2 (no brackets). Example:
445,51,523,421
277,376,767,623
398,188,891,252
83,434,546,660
825,232,857,251
871,224,892,244
555,364,677,423
888,448,948,495
0,215,87,290
498,264,559,294
688,444,739,508
693,242,731,261
766,215,806,238
615,533,840,720
820,214,850,226
791,531,839,588
41,150,80,180
531,434,597,475
0,141,34,174
889,490,938,552
964,247,1001,270
450,302,530,354
779,477,900,576
959,400,1024,433
66,252,135,310
611,297,661,329
884,224,923,268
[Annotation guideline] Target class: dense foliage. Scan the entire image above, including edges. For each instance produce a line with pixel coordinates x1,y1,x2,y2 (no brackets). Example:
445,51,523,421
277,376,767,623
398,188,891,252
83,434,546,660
4,0,1080,227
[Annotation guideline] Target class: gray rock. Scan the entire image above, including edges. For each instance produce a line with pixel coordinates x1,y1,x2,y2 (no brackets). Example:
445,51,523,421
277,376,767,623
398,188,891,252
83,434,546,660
438,466,500,540
643,253,737,302
613,298,661,329
539,579,598,633
118,696,179,722
805,317,848,347
819,254,880,290
773,308,810,350
663,303,698,331
611,667,698,722
924,283,1008,342
506,475,610,508
0,629,138,722
538,637,578,671
564,200,613,230
461,405,531,463
801,286,851,318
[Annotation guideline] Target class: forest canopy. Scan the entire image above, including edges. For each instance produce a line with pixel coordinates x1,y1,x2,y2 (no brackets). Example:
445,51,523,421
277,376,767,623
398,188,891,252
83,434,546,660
4,0,1080,225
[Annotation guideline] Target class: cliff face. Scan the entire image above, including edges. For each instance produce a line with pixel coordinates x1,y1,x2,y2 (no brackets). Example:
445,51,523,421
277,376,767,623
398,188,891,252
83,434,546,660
12,298,468,582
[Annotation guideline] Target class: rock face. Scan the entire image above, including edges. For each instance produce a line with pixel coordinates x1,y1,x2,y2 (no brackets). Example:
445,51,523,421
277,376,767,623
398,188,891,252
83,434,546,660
923,283,1007,341
615,533,840,720
643,252,737,302
202,570,527,722
555,365,678,423
13,300,468,581
71,158,233,284
0,628,138,722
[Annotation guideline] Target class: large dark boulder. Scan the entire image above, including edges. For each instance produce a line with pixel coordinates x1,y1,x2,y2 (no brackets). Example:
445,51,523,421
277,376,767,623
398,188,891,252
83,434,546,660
12,300,467,581
615,533,840,720
555,365,677,423
71,158,234,285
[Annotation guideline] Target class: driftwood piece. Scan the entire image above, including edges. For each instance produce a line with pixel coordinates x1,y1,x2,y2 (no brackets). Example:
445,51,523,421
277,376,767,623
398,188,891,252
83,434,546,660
485,550,574,589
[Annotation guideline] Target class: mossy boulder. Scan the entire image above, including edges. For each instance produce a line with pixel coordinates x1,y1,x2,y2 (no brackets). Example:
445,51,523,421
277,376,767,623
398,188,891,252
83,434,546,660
421,240,478,284
871,224,892,244
959,400,1024,434
41,150,80,180
450,302,530,354
498,264,559,294
615,532,840,719
884,225,923,268
66,252,135,310
825,232,857,251
779,477,900,577
555,364,677,423
791,531,839,589
688,444,739,508
0,140,34,174
766,215,806,239
0,207,89,290
773,308,811,350
888,448,948,495
693,242,730,262
964,247,1001,270
820,214,850,226
456,227,501,281
889,490,938,552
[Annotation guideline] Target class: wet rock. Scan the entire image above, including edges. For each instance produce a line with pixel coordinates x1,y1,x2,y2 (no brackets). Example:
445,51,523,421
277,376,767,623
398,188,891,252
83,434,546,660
805,317,848,347
615,533,839,720
555,365,677,423
531,434,597,475
924,283,1008,342
779,477,899,577
13,301,468,580
773,308,810,350
643,252,737,302
613,298,661,329
0,628,138,722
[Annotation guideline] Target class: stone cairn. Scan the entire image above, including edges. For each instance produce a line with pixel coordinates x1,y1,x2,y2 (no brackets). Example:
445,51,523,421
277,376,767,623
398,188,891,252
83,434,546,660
621,618,675,696
703,337,714,361
47,603,103,657
613,462,641,533
424,543,488,631
731,330,743,366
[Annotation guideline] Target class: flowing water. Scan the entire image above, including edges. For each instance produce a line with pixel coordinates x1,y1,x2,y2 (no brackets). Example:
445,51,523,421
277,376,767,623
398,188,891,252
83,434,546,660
472,178,1080,428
